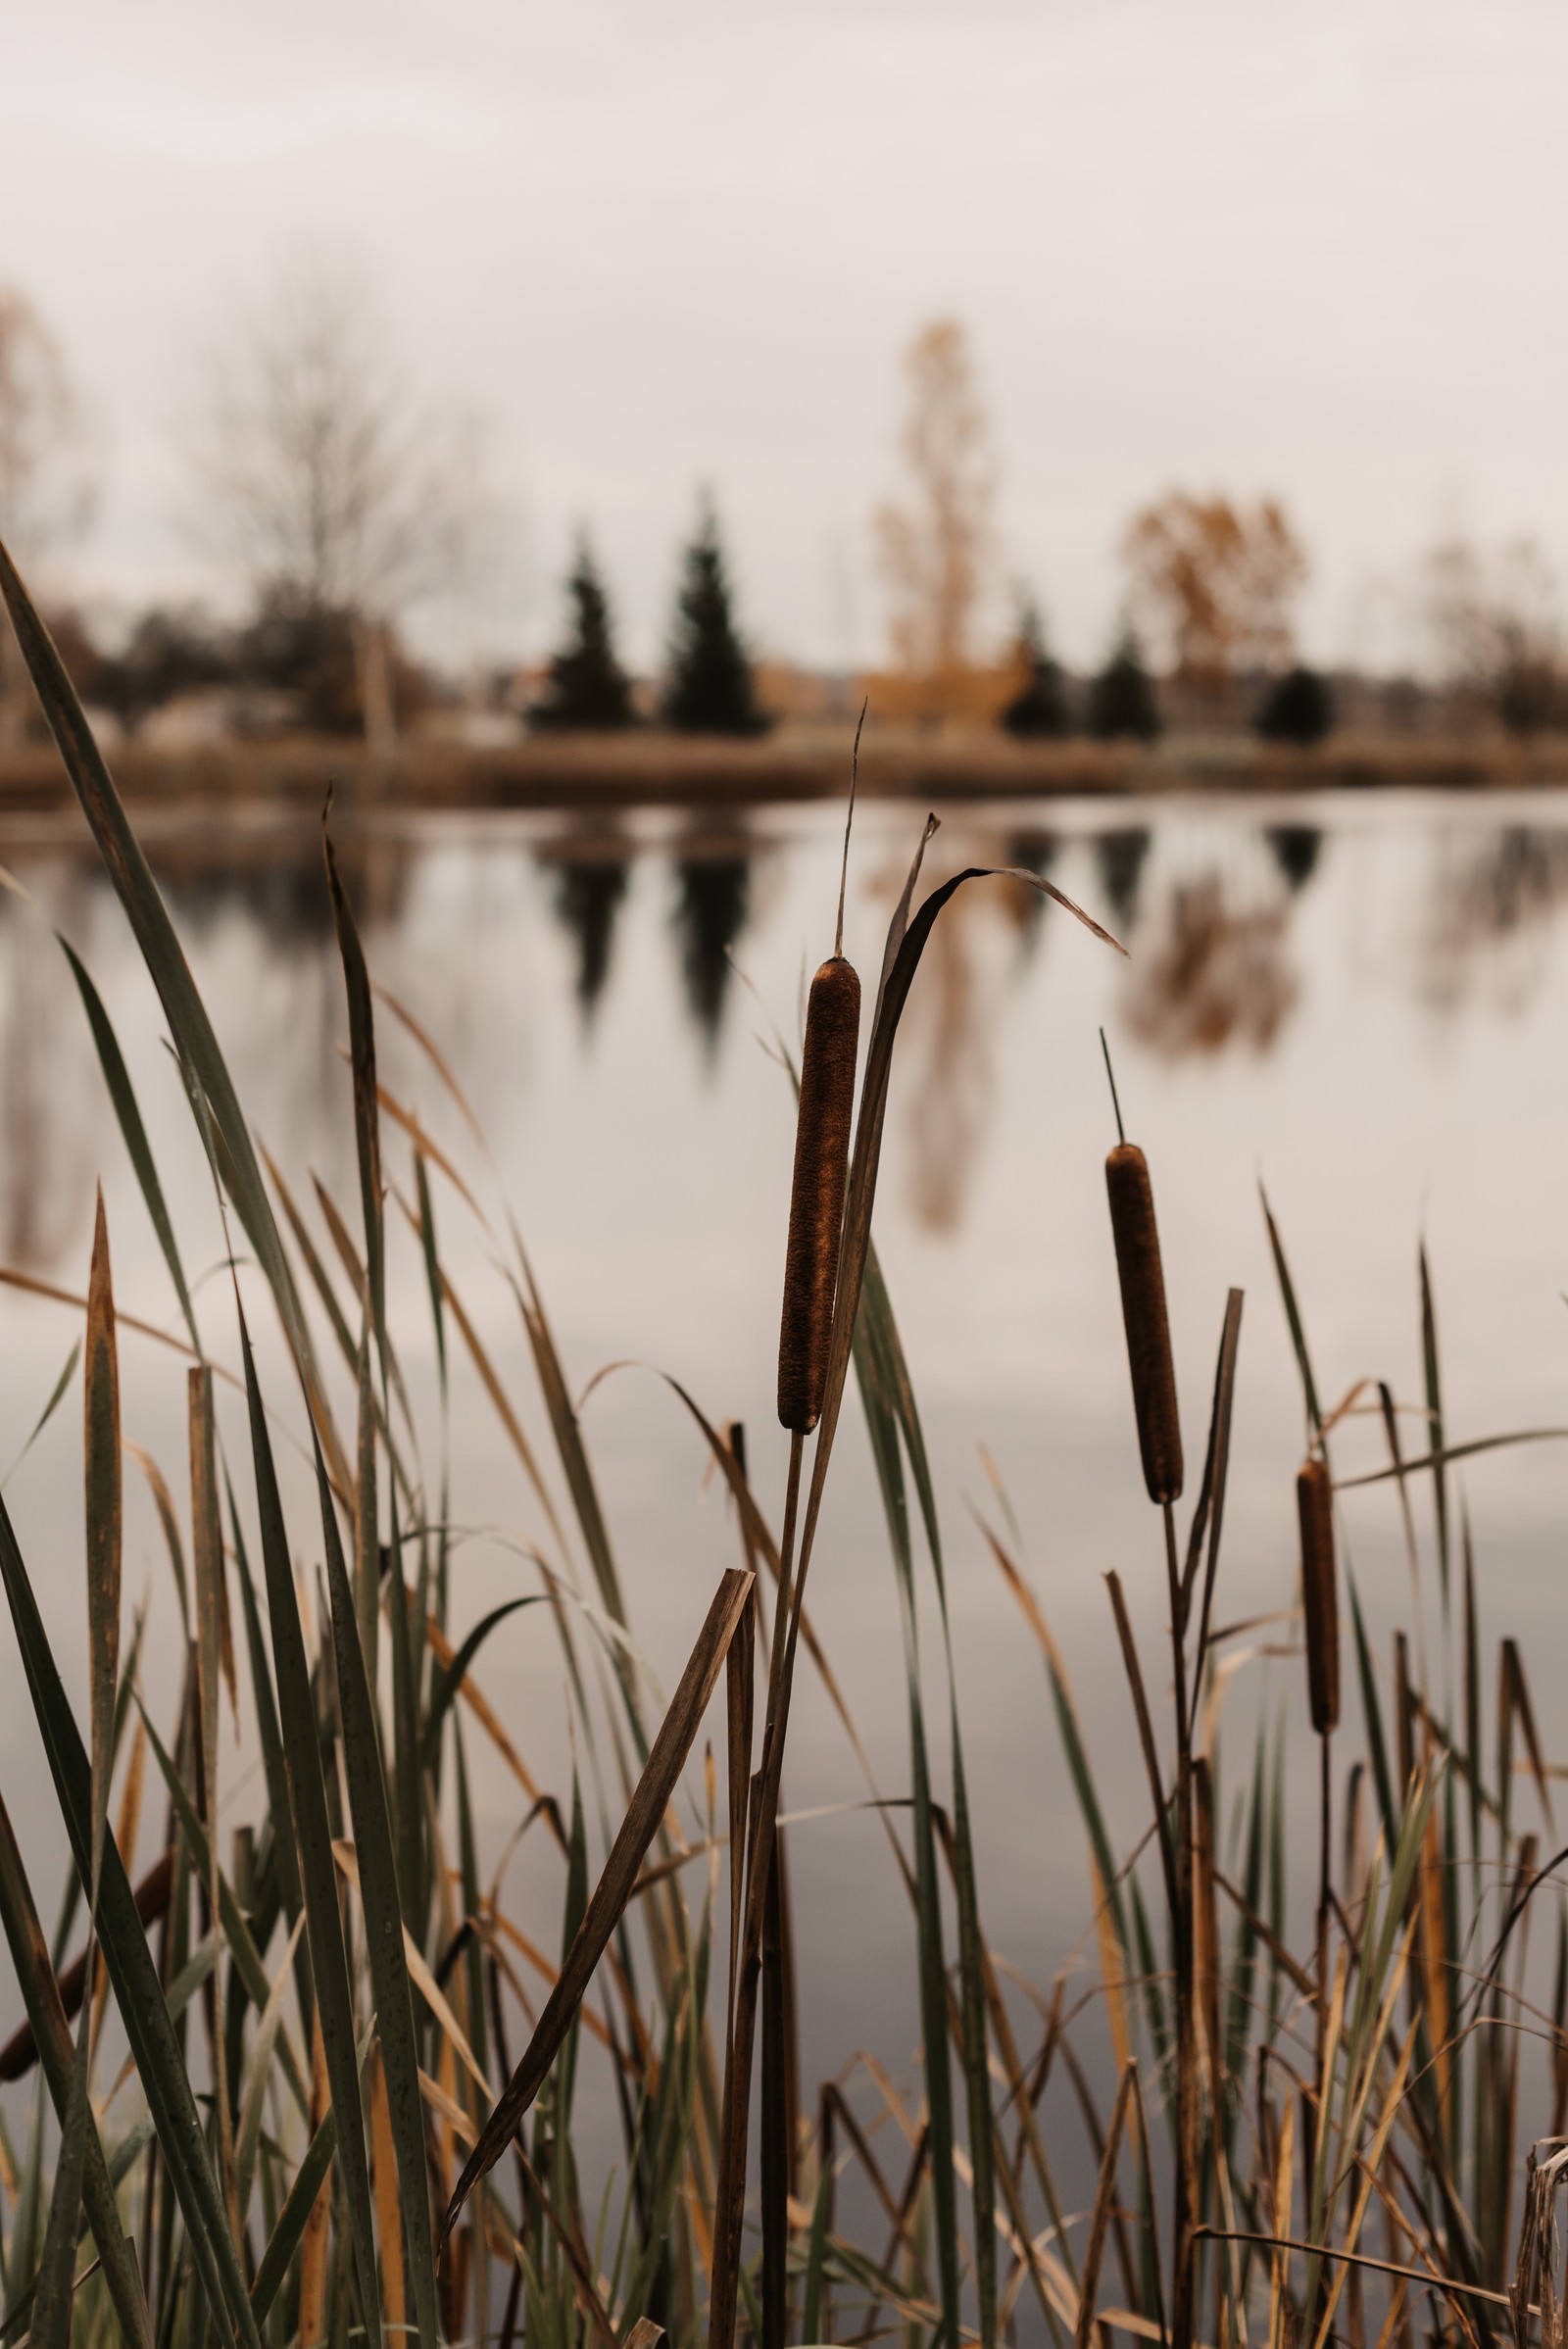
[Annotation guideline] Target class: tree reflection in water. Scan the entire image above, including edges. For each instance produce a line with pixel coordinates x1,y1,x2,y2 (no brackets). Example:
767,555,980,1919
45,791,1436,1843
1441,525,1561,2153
1266,824,1323,893
542,833,632,1024
1123,872,1297,1056
1421,824,1568,1013
1005,829,1058,958
1094,827,1152,936
669,835,751,1057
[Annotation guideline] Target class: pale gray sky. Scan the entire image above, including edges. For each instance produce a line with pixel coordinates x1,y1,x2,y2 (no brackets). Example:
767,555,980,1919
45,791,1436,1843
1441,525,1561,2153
4,0,1566,670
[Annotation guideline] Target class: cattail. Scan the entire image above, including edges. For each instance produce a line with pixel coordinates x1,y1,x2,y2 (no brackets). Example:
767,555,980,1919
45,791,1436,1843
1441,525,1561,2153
1105,1143,1183,1503
1297,1456,1339,1735
777,956,860,1432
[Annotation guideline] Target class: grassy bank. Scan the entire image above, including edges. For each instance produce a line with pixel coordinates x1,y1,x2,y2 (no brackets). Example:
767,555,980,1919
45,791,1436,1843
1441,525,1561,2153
1,724,1568,816
0,542,1564,2349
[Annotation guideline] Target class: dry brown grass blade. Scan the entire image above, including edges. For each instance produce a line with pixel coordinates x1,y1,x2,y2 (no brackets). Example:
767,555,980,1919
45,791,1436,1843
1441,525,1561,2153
1105,1570,1177,1919
423,1619,552,1811
374,1080,486,1223
0,1265,210,1368
438,1566,753,2252
1074,2060,1136,2349
299,2008,331,2348
1213,1869,1317,2000
371,2041,409,2333
374,982,490,1160
84,1189,121,1886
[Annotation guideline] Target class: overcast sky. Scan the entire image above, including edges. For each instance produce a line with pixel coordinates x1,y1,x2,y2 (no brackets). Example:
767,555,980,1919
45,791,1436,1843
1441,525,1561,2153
5,0,1567,670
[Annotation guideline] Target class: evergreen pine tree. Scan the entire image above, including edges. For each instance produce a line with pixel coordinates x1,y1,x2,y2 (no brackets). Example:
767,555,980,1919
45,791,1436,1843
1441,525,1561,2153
1001,594,1072,737
1255,663,1334,746
532,534,635,729
1088,628,1162,742
662,499,767,736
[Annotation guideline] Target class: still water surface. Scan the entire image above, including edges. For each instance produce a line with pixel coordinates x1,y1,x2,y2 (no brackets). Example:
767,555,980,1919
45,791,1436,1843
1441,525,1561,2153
1,788,1567,2173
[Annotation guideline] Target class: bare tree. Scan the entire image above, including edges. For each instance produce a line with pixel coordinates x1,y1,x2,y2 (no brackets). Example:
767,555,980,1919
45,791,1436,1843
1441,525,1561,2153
1123,492,1305,692
1424,534,1562,735
189,264,495,740
0,288,96,743
874,318,995,723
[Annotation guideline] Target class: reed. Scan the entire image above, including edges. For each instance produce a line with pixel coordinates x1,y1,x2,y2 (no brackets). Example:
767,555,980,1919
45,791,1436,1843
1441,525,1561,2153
0,523,1566,2349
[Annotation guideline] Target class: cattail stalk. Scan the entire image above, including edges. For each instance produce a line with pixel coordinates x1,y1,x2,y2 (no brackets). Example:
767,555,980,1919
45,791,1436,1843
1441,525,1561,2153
1298,1453,1339,2160
1106,1144,1184,1505
777,956,860,1434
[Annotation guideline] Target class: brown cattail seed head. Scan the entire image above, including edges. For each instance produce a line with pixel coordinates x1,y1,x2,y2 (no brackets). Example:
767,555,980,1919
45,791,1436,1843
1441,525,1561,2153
1104,1143,1183,1504
777,956,861,1432
1297,1457,1339,1735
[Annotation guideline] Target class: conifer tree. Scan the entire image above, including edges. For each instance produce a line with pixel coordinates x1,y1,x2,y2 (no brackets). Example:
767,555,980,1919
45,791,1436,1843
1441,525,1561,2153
533,534,635,729
1001,593,1072,737
1088,628,1162,742
662,498,766,735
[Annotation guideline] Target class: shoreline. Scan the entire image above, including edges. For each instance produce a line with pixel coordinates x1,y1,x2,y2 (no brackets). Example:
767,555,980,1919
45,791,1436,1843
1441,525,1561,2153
0,725,1565,813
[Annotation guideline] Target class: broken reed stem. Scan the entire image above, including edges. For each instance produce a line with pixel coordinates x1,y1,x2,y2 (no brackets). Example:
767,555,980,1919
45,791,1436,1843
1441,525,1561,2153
710,1429,805,2349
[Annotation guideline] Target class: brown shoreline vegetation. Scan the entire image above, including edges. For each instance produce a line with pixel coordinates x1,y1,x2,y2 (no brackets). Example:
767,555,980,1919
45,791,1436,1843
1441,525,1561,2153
5,536,1568,2349
2,723,1568,815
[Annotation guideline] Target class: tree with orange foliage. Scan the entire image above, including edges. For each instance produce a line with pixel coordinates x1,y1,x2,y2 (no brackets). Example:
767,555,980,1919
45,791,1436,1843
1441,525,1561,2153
873,319,995,724
1123,493,1305,691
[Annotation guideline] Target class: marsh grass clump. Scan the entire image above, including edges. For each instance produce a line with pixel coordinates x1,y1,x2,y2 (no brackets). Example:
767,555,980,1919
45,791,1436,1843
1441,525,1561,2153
0,520,1566,2349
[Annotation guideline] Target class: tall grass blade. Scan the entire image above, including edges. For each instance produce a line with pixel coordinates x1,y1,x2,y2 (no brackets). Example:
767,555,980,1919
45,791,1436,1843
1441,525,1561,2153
323,815,387,1362
0,1486,261,2349
0,533,343,1476
30,2000,91,2349
235,1305,383,2344
316,1423,441,2349
0,1793,152,2349
59,937,199,1351
440,1565,753,2247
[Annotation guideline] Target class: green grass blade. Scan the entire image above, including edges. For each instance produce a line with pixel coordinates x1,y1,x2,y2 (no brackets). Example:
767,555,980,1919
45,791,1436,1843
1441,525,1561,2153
236,1304,382,2345
249,2102,340,2325
439,1565,753,2249
1419,1242,1450,1615
316,1423,441,2349
0,1792,153,2349
0,534,342,1482
0,1486,260,2349
323,819,387,1358
83,1193,121,1896
1348,1573,1396,1844
134,1701,307,2114
59,936,199,1351
2,1338,80,1490
29,1996,92,2349
1259,1184,1324,1444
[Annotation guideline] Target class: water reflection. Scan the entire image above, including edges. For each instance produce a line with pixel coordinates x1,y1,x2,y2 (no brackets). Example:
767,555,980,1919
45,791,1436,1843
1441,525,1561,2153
8,803,1568,1286
669,832,752,1055
1266,824,1323,894
1094,827,1152,935
1421,824,1568,1013
539,830,633,1023
1123,873,1297,1057
1005,828,1059,955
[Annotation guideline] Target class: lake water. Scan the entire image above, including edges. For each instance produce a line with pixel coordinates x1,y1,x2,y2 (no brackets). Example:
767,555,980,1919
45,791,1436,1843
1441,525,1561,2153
2,786,1568,2219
